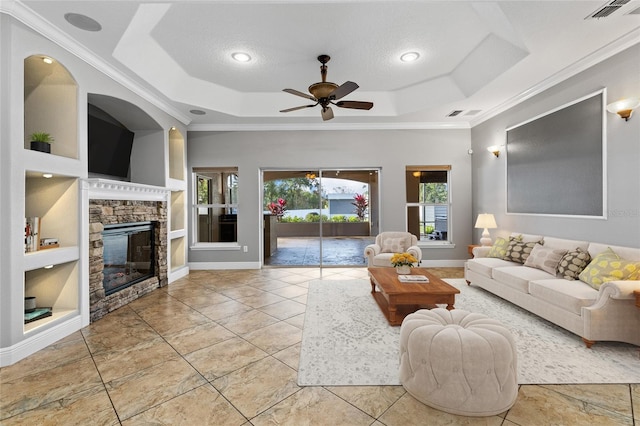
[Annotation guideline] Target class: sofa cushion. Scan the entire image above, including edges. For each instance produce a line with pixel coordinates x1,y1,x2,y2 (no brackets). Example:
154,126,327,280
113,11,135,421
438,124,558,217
503,238,540,264
371,252,394,267
543,237,589,252
492,266,554,294
557,248,591,281
579,247,640,290
528,279,598,316
467,257,518,278
588,242,640,262
487,237,511,258
511,233,544,243
381,236,411,253
524,244,567,275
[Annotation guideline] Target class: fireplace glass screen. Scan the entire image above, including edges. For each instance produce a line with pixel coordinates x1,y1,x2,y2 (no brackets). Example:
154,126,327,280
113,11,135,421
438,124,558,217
102,222,155,296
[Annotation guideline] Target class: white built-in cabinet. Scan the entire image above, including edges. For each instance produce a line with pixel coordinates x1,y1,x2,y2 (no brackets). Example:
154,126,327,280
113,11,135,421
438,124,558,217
17,55,85,356
2,52,189,367
168,128,189,281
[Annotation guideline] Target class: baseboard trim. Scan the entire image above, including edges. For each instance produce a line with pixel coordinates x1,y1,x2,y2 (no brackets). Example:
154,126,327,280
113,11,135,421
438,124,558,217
0,316,83,367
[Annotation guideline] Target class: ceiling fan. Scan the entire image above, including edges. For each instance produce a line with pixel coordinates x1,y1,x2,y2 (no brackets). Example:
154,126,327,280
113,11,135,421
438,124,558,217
280,55,373,121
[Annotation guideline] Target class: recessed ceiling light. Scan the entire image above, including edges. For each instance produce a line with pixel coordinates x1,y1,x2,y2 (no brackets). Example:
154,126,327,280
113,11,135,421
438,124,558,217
64,12,102,32
42,57,53,64
42,173,53,178
232,52,252,63
400,52,420,62
190,109,206,115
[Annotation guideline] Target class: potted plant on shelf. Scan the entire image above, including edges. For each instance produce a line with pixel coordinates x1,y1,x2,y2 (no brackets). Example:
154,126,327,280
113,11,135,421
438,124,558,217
29,132,54,153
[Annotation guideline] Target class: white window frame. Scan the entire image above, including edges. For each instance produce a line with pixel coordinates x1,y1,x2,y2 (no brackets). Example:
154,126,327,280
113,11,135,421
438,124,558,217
191,167,240,249
405,165,453,247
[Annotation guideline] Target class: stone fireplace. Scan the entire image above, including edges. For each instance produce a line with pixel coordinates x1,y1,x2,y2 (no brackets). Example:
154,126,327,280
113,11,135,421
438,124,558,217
87,180,168,322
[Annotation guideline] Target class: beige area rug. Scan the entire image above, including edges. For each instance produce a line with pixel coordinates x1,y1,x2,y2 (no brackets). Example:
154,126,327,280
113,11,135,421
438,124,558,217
298,279,640,386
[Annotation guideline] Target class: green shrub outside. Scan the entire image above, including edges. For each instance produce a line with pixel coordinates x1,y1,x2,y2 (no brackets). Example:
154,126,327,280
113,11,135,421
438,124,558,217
279,214,367,223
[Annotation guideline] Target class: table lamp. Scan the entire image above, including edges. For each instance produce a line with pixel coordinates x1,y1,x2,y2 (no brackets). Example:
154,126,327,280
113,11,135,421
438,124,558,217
475,213,497,246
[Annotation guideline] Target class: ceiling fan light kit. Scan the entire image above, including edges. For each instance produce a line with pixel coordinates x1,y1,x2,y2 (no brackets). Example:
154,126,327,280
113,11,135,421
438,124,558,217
280,55,373,121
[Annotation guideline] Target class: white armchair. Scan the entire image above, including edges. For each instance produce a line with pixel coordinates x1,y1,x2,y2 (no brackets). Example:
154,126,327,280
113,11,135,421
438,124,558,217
364,232,423,267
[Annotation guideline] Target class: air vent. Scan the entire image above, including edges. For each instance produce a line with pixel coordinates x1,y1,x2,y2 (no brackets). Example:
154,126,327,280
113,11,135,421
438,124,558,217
586,0,631,19
447,110,463,117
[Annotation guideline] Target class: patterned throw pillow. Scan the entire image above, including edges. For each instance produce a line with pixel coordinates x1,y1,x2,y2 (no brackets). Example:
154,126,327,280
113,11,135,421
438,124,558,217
557,248,591,280
503,238,539,264
578,247,640,290
524,244,567,275
487,237,510,258
381,237,409,253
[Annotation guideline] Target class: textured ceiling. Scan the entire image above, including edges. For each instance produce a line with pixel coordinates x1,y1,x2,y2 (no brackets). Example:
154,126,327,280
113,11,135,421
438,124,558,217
12,0,640,128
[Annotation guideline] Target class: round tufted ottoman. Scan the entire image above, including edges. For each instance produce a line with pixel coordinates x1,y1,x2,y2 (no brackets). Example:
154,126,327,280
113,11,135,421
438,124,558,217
399,308,518,417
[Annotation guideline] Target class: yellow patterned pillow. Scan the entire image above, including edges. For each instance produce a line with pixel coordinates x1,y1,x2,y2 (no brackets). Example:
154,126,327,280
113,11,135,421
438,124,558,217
487,237,511,258
578,247,640,290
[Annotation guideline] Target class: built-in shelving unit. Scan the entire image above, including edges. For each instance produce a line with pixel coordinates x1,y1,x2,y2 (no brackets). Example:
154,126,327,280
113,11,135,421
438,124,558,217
3,47,188,368
168,128,188,281
1,54,86,367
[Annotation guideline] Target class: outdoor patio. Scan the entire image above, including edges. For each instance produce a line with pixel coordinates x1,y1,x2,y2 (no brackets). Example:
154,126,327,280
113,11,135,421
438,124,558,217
265,237,375,267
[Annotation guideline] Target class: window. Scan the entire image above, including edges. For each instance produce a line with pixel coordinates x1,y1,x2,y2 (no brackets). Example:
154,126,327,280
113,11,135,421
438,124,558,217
193,167,238,243
406,165,451,242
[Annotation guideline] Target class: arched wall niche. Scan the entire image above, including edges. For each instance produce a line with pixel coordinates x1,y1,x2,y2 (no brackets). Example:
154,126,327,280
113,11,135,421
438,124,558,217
24,54,78,159
87,93,165,186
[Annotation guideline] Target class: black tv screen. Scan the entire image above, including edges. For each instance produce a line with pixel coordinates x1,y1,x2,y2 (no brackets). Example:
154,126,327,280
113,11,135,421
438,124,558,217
88,105,134,178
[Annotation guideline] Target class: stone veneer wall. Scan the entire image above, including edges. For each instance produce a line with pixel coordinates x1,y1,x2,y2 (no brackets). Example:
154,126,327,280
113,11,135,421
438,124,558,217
89,199,168,322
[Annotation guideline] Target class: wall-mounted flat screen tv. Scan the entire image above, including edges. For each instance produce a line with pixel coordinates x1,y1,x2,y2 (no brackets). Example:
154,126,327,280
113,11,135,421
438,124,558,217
88,104,134,179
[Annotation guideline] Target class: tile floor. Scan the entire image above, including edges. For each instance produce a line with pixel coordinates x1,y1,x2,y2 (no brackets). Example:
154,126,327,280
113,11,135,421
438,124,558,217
1,268,638,425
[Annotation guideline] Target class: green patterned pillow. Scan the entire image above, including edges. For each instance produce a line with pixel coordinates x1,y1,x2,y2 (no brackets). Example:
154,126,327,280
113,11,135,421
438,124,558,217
503,238,539,264
487,237,510,258
557,248,591,280
579,247,640,289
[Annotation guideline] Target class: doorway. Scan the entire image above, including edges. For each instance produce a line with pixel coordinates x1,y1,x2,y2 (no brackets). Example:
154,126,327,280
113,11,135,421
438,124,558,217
262,168,379,267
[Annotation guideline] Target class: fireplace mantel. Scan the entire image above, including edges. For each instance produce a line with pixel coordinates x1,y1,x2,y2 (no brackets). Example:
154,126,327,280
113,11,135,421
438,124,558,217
83,178,169,201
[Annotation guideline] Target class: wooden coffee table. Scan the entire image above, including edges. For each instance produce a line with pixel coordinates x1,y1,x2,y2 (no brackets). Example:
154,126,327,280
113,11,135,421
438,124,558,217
368,267,460,326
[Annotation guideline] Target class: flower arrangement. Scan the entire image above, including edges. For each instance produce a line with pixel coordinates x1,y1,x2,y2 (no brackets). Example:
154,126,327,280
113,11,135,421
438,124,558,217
267,198,287,219
390,252,418,268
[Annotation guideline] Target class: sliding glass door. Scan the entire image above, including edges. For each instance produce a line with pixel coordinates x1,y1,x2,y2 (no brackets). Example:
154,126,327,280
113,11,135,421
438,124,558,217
262,168,379,267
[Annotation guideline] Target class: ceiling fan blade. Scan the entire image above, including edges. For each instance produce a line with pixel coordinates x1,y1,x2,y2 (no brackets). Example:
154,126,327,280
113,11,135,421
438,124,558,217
335,100,374,110
283,88,316,101
280,104,317,113
321,106,334,121
329,81,359,100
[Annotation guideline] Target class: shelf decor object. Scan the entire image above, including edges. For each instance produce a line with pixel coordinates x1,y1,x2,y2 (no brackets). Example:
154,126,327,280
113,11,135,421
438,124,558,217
24,307,52,324
29,132,54,153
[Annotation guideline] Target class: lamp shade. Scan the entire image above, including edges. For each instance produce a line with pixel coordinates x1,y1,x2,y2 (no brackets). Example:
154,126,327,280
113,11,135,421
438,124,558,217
475,213,497,229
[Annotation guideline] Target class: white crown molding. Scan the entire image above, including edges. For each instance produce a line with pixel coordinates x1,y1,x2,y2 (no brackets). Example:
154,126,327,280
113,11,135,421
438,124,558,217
83,179,170,201
3,1,192,125
188,121,471,132
469,27,640,128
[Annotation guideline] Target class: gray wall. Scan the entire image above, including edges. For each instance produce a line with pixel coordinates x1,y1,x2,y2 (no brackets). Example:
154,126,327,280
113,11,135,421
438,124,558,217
187,129,473,266
471,44,640,247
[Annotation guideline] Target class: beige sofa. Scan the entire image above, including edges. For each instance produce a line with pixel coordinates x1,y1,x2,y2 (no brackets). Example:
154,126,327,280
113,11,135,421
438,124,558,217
465,233,640,348
364,232,422,267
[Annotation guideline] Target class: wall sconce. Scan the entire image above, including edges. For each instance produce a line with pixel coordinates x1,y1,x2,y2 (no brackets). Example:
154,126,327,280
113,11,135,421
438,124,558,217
487,145,502,157
606,98,640,121
475,213,497,246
